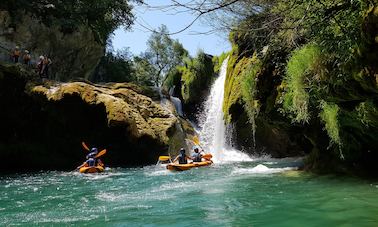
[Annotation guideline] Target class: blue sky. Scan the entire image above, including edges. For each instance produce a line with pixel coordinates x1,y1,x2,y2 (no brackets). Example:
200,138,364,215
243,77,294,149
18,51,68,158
111,0,231,57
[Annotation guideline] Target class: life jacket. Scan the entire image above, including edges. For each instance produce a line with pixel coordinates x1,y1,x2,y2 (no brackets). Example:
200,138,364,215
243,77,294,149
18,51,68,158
23,54,31,61
13,50,20,57
192,152,201,162
87,157,96,167
86,152,97,159
43,58,50,65
178,153,187,164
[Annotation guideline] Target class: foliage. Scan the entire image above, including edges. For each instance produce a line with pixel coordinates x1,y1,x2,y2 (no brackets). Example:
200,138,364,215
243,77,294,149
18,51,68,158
0,0,140,43
241,54,262,125
143,25,188,86
212,52,229,73
91,48,135,83
319,101,341,147
282,44,322,123
162,67,183,94
355,101,378,128
181,50,214,104
133,56,155,86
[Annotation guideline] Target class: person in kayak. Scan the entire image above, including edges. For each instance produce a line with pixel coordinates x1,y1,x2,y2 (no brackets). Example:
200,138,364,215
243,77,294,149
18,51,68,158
192,146,203,162
76,148,103,169
173,148,192,164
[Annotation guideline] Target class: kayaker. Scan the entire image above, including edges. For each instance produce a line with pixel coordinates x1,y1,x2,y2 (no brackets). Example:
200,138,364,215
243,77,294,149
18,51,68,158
173,148,192,164
76,148,103,169
192,146,203,162
87,148,104,166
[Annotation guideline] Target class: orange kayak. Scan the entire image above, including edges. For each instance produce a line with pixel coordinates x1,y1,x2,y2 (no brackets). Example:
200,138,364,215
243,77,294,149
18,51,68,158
79,165,105,173
166,161,212,171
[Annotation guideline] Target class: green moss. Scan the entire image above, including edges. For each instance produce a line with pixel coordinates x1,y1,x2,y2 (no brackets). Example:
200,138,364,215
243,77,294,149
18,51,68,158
212,52,229,73
282,44,322,123
181,51,214,104
355,101,378,128
319,101,341,146
241,54,262,125
223,46,257,123
162,67,183,93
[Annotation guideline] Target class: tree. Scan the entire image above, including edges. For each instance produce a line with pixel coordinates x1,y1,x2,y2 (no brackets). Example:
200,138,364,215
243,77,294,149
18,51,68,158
133,55,155,86
143,25,188,86
0,0,142,43
91,48,135,83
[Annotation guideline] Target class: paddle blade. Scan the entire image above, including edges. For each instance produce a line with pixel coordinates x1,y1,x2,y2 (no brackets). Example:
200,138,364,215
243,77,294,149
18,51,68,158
95,149,106,158
193,136,200,145
159,156,170,161
202,153,213,160
81,141,90,151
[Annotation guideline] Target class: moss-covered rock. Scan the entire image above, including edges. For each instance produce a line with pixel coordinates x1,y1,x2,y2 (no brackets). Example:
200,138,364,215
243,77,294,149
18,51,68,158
0,62,191,172
223,52,255,123
181,52,215,116
223,3,378,175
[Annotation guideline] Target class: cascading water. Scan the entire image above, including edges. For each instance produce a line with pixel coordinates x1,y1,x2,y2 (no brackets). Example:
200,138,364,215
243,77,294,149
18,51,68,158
198,57,252,163
169,86,184,117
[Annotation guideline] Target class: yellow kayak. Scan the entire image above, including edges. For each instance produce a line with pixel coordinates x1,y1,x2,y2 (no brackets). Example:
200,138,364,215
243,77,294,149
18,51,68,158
79,165,105,173
166,161,212,171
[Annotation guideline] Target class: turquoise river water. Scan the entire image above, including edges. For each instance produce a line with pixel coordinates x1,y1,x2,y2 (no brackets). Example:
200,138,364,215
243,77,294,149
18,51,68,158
1,158,378,226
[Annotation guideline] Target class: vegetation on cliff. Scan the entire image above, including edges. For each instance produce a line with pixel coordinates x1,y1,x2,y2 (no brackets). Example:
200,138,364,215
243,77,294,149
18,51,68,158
0,0,141,81
0,0,139,43
162,50,215,116
220,0,377,173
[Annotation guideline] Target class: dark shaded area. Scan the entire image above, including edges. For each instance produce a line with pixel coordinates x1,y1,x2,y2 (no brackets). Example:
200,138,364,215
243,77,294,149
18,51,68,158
0,65,166,172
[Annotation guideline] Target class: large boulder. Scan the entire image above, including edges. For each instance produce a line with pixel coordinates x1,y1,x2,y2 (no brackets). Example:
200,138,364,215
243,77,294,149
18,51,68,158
0,62,191,171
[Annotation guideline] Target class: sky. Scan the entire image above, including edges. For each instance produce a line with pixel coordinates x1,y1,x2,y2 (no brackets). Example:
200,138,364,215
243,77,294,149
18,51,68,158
111,0,231,57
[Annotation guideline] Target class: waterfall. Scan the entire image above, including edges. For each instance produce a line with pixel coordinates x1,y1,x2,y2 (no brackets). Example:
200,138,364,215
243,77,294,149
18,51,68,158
169,86,183,117
198,57,252,163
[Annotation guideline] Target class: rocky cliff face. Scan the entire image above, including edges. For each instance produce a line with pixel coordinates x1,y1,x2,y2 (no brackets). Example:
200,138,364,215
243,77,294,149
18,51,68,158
0,10,104,80
0,62,192,171
223,6,378,175
223,49,308,159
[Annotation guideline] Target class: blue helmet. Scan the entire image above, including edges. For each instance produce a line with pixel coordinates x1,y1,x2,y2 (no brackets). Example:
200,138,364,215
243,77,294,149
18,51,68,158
91,148,98,154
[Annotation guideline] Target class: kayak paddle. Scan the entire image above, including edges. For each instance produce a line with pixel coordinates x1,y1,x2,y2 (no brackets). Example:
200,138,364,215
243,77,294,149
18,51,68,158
95,149,106,158
192,136,213,161
193,136,200,145
158,156,171,161
81,141,90,151
202,153,213,160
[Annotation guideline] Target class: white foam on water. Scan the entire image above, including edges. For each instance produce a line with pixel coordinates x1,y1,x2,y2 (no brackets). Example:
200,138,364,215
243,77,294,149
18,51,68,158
144,169,172,177
232,164,298,175
214,148,254,163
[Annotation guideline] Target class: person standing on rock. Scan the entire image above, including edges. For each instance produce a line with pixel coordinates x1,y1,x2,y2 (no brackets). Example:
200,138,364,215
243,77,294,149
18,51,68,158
41,55,52,79
23,50,31,65
36,56,44,79
11,46,21,63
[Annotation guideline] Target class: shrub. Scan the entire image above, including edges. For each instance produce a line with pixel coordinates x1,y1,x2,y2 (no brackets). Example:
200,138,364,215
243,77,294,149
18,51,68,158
319,100,341,146
282,44,321,123
181,51,214,104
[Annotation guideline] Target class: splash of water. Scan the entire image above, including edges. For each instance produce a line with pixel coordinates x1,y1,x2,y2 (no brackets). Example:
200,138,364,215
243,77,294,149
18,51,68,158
198,57,252,163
